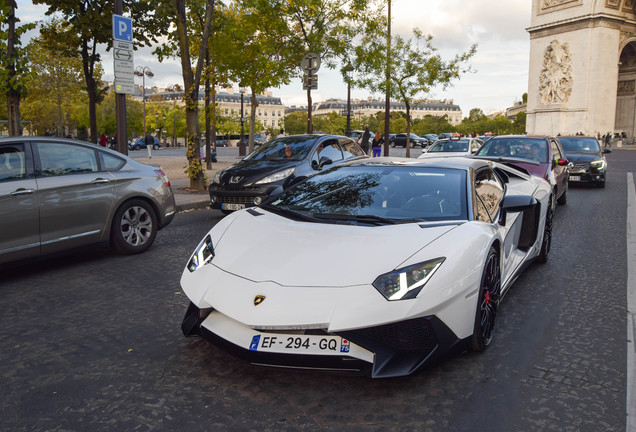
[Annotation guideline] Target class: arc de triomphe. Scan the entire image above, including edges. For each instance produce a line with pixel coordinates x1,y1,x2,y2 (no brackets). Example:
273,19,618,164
526,0,636,137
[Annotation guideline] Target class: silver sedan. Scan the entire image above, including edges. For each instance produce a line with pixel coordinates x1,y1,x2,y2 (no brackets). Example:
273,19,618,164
0,136,176,264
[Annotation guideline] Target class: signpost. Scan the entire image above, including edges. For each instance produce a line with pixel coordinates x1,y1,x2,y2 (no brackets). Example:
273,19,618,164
112,10,133,154
302,52,320,134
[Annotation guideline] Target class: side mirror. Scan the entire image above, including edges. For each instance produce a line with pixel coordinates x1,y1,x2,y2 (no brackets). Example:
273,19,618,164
556,158,569,166
603,148,613,154
318,156,333,169
499,195,537,226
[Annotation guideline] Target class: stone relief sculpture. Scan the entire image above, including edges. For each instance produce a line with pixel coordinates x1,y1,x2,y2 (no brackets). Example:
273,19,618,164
539,40,573,104
541,0,577,9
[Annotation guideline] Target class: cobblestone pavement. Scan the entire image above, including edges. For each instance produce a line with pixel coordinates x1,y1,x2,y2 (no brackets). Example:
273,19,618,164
0,150,630,431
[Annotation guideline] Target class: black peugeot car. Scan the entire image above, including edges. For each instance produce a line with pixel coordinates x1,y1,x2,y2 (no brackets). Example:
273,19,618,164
209,134,367,212
558,136,611,188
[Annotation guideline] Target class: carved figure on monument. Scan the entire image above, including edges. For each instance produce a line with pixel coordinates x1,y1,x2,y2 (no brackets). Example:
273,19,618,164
541,0,576,10
539,40,573,104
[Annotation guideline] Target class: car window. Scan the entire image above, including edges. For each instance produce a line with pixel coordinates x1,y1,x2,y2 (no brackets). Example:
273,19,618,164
0,144,27,182
551,140,563,160
319,140,343,162
244,136,315,161
339,138,365,158
269,165,468,222
99,151,126,171
558,137,600,153
474,169,504,223
36,142,98,176
477,138,548,162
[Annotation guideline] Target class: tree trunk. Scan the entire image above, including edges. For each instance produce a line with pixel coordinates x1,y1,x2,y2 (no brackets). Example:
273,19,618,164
176,0,214,191
6,2,21,136
80,39,98,144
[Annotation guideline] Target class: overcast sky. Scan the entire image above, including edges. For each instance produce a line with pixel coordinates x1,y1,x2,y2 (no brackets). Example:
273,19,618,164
16,0,531,114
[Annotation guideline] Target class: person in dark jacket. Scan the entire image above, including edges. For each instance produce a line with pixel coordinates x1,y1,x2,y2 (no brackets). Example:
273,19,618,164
360,127,371,155
372,131,384,157
144,134,154,158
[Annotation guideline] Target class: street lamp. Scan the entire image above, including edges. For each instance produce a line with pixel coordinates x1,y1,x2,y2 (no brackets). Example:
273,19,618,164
239,87,246,157
343,63,354,137
134,66,154,137
162,113,166,145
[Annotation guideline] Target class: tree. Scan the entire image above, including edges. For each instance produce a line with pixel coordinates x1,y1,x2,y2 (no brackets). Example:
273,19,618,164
174,0,214,191
283,0,385,133
0,0,35,135
34,0,166,144
22,18,86,136
355,28,476,157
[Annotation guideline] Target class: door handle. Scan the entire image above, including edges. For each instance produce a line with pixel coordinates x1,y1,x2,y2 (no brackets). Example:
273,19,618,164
91,178,111,184
10,188,35,196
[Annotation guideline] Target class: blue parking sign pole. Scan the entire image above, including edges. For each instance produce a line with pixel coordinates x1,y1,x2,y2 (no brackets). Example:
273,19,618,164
113,5,131,154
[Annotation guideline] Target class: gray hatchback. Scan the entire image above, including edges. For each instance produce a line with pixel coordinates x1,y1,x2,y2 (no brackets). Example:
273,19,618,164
0,137,176,264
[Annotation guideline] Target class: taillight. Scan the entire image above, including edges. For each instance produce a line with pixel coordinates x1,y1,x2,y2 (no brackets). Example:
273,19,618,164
154,169,171,187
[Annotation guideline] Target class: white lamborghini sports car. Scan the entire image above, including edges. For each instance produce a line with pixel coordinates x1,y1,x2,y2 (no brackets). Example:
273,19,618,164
181,157,553,378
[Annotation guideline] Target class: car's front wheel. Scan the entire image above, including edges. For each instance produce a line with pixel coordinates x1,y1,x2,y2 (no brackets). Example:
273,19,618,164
536,201,553,263
471,247,500,352
111,199,158,254
557,184,567,205
134,144,141,150
153,144,160,150
390,141,396,148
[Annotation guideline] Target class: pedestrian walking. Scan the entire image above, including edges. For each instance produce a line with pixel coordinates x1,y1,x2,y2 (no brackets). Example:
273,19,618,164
99,133,108,147
372,131,383,157
145,134,154,158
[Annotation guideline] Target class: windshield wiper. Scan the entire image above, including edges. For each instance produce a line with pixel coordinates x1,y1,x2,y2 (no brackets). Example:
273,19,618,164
260,204,319,222
311,213,416,225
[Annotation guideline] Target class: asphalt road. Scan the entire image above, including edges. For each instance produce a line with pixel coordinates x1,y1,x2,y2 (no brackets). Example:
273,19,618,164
0,150,632,431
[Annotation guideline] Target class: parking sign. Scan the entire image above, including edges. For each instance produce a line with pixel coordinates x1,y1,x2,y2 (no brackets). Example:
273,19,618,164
112,14,133,42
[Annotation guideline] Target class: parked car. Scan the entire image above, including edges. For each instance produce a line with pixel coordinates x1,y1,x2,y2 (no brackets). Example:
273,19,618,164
252,133,268,147
182,156,553,377
422,134,439,145
558,136,611,188
208,134,367,213
0,137,175,265
420,138,484,158
474,135,570,207
129,136,161,151
389,133,428,148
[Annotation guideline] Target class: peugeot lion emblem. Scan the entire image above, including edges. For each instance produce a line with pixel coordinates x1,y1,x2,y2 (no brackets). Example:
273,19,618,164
230,176,243,184
254,295,266,306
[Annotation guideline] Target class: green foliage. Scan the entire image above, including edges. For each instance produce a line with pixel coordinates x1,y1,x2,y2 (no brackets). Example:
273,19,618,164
284,111,308,135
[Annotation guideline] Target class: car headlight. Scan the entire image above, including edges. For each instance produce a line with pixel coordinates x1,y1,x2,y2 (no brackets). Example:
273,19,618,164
590,159,605,170
187,234,214,272
254,167,295,185
373,258,445,301
212,171,223,184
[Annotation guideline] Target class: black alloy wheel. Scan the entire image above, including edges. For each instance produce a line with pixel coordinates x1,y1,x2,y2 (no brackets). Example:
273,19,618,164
471,247,501,352
536,201,553,263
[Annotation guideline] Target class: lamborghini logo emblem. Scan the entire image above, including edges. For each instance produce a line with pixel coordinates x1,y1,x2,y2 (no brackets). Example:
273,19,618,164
254,295,266,306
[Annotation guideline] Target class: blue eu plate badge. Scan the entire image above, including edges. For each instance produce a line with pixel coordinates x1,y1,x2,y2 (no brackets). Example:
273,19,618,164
249,335,261,351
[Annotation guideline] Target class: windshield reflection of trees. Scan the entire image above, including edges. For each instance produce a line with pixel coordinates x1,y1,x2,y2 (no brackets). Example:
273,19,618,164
247,136,315,161
277,171,382,214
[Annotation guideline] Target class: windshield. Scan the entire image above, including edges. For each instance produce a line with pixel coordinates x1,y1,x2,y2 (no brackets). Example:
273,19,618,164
428,139,470,153
244,136,317,161
476,137,548,163
558,137,601,154
265,164,468,223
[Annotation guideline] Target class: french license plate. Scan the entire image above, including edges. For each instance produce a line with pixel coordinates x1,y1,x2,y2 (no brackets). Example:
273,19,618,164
222,203,245,211
569,175,581,182
249,333,351,355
